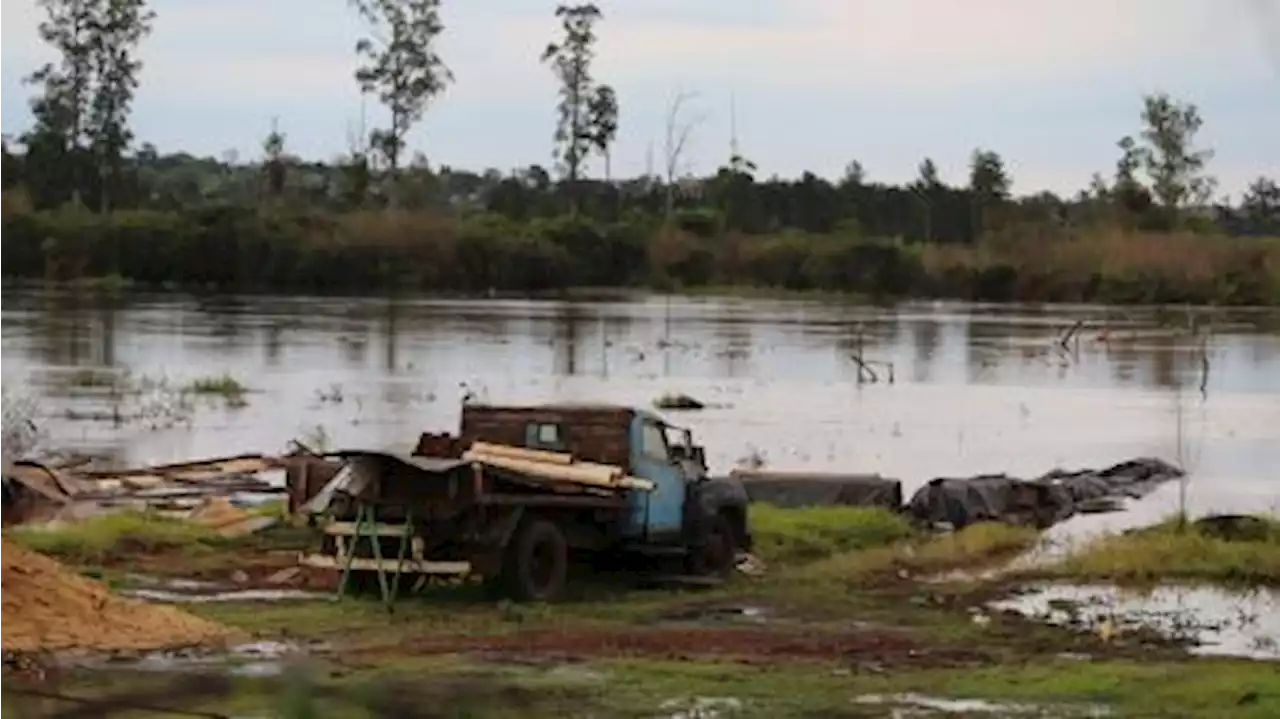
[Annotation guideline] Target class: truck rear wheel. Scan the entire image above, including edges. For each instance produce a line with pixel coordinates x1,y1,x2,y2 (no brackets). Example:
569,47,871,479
501,516,569,601
687,512,736,577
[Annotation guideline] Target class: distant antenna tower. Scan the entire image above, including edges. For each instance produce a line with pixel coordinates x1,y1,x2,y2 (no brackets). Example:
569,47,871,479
729,90,739,160
359,91,368,149
645,140,654,182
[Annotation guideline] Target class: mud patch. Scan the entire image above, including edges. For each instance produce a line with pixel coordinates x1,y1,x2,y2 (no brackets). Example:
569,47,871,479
659,603,772,625
361,627,985,667
990,583,1280,660
71,640,320,678
853,692,1112,717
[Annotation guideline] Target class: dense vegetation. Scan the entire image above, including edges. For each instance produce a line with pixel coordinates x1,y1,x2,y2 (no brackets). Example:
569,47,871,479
3,1,1278,303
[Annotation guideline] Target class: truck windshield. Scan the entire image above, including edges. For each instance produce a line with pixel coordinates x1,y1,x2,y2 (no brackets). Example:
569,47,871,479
664,425,692,454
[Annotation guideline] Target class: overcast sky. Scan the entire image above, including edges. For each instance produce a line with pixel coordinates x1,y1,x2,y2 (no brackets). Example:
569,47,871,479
3,0,1278,197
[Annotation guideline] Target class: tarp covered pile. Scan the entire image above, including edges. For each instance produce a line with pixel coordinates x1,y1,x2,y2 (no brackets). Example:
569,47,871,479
905,457,1185,529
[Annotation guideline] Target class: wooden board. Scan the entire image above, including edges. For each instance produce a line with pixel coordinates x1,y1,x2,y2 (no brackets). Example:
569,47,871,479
461,450,654,492
468,441,574,466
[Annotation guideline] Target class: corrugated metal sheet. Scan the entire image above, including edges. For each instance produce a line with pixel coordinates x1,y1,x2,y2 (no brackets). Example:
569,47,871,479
330,450,470,475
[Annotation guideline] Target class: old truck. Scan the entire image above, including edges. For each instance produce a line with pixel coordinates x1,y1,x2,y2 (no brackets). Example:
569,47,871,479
292,403,752,601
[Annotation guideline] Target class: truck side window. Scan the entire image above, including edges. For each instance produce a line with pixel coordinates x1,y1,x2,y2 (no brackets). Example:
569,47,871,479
640,421,670,462
524,422,564,451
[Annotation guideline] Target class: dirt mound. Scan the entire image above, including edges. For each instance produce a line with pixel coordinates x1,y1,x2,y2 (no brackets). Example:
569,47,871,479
1,538,235,653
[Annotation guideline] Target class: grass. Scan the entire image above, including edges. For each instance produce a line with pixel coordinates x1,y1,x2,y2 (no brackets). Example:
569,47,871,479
797,521,1040,584
8,511,222,564
5,509,308,567
183,373,249,407
61,367,127,389
749,504,915,564
1037,514,1280,586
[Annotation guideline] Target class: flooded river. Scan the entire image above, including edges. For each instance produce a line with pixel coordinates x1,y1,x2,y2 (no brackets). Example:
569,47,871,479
2,288,1278,537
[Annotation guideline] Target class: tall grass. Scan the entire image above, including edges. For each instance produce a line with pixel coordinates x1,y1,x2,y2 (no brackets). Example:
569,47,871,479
8,511,221,564
799,522,1041,583
1038,515,1280,586
749,504,915,564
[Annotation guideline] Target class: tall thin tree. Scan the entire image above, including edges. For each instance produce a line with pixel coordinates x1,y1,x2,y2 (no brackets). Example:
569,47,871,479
542,3,604,213
23,0,99,208
87,0,154,211
350,0,453,204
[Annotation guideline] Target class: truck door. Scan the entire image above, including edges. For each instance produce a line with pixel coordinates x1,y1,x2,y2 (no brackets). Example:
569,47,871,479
628,415,686,541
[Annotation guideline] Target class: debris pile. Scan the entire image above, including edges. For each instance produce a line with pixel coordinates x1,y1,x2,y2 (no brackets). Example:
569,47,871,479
1,538,235,653
2,454,285,527
907,457,1185,530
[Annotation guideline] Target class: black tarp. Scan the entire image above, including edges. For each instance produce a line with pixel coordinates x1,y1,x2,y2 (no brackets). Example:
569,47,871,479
906,457,1185,529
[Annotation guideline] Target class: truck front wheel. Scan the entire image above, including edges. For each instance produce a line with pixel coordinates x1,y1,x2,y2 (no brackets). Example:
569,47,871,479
687,512,736,577
501,516,569,601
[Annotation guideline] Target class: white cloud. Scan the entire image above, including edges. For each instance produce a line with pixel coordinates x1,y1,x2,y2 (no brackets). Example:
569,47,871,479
569,0,1270,90
3,0,1276,194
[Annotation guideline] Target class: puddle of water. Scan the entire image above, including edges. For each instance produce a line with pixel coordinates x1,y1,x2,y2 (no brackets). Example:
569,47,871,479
75,640,311,678
989,583,1280,660
853,693,1112,717
124,588,327,603
123,573,224,592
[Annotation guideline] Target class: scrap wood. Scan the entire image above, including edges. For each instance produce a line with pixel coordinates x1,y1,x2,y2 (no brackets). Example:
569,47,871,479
76,454,279,481
186,496,251,529
4,465,74,505
469,441,574,466
461,450,654,491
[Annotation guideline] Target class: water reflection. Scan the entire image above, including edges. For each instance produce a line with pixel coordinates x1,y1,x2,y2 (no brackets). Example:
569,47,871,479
2,289,1277,527
909,317,941,384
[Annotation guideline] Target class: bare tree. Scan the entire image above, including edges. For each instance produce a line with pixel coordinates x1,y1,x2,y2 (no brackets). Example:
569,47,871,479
662,90,705,222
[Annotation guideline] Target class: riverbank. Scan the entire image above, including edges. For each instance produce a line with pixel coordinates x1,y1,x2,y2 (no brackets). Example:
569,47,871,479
5,506,1277,717
4,207,1278,306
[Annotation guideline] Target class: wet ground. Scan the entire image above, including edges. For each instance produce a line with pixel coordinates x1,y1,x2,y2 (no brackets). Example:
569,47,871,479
4,289,1278,541
990,583,1280,660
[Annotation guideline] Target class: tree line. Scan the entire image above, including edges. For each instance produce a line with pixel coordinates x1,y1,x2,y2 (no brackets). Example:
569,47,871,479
2,1,1279,304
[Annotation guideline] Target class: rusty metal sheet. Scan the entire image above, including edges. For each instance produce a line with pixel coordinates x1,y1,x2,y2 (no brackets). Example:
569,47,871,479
5,464,75,505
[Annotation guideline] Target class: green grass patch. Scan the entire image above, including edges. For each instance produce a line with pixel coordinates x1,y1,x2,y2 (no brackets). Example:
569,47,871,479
8,510,221,564
1039,514,1280,586
4,510,310,567
749,503,915,564
184,373,249,401
798,521,1040,583
61,367,125,389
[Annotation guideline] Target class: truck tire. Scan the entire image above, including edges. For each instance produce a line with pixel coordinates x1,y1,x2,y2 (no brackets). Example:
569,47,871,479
501,516,569,602
687,512,736,577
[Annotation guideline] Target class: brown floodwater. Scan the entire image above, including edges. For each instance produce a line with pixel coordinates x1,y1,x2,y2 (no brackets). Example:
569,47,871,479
2,288,1277,537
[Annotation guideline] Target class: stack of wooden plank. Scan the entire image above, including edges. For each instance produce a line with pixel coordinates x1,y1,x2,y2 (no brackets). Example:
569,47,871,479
461,442,655,492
